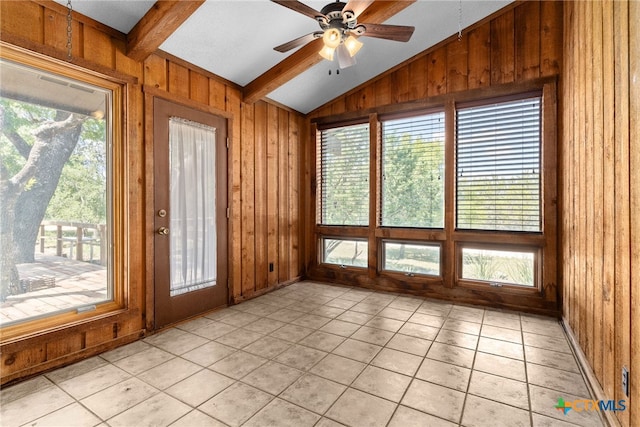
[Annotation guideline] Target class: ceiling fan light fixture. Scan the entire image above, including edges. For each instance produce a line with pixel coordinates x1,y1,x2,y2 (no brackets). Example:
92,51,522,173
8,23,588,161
319,45,335,61
344,35,363,57
322,27,342,49
336,43,356,69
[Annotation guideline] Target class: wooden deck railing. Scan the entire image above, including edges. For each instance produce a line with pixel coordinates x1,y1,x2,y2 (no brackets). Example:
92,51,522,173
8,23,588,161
39,221,106,265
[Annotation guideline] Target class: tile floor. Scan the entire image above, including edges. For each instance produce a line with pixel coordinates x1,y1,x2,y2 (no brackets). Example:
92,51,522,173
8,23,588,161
0,281,605,427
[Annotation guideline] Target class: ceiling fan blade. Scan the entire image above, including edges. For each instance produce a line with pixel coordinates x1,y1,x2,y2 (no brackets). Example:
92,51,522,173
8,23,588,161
274,32,322,52
271,0,325,20
342,0,374,20
358,23,415,42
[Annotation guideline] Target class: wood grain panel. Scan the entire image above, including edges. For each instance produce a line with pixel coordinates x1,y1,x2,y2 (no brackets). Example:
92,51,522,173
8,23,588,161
467,23,491,89
278,109,290,283
490,9,515,85
427,48,446,96
189,70,209,105
168,61,189,98
446,37,468,93
82,25,114,69
241,104,256,295
254,102,268,290
515,0,540,81
0,1,44,44
266,104,279,287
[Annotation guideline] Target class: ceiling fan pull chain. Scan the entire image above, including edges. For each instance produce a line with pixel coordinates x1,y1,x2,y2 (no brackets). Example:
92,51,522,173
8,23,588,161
66,0,73,60
458,0,463,41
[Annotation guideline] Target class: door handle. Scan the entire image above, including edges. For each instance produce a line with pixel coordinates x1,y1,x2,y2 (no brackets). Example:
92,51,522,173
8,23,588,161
157,227,169,235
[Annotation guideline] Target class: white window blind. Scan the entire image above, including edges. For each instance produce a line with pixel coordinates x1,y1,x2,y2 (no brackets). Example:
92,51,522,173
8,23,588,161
319,123,370,226
456,96,541,232
381,112,445,228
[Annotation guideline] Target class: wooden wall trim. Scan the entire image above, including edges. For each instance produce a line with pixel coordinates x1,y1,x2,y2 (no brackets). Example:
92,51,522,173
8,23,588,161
142,84,233,119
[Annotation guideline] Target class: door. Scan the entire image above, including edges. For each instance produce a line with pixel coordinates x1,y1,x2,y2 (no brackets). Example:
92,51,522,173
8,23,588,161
153,97,228,328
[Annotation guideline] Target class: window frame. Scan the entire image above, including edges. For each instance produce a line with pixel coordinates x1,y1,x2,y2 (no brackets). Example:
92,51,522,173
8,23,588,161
0,44,127,342
310,78,557,304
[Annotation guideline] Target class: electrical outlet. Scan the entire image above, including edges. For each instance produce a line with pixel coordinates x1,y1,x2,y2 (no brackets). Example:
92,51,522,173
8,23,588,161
269,262,274,272
622,366,629,397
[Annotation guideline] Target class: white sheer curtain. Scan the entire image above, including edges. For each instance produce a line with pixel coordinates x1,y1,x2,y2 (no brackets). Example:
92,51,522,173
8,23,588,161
169,117,217,297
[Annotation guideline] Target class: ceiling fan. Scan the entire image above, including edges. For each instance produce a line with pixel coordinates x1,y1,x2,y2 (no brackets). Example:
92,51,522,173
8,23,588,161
272,0,415,69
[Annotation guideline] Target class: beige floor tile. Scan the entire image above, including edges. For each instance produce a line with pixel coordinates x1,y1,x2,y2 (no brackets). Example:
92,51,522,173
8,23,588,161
481,324,523,344
364,316,405,332
351,302,384,315
416,358,471,392
523,332,572,354
461,394,531,427
352,365,412,402
371,348,423,376
137,358,202,389
281,373,347,413
174,316,215,333
27,402,102,427
315,417,348,427
526,363,590,397
190,321,237,340
267,308,306,323
427,342,475,368
165,369,234,407
435,329,479,350
169,410,227,427
351,325,395,346
298,330,346,352
0,386,74,426
244,398,320,427
401,379,465,423
339,290,373,302
449,306,485,323
483,311,522,330
320,319,361,337
243,317,286,334
408,312,445,328
398,322,440,340
113,346,175,375
416,302,452,317
203,307,235,321
468,370,529,410
376,307,413,321
441,318,482,335
388,296,423,311
209,350,267,379
80,377,158,420
269,323,314,342
58,364,131,399
388,405,457,427
333,338,382,363
241,361,303,394
473,351,527,382
386,334,432,356
144,328,209,355
325,298,357,310
326,388,397,427
336,310,375,325
107,392,191,427
243,335,292,358
529,385,604,427
241,302,280,317
520,316,564,337
199,382,273,427
477,336,524,360
45,356,108,384
291,313,332,329
311,305,346,318
310,353,366,385
274,344,327,371
1,376,54,404
215,328,263,349
181,341,236,367
525,346,581,373
100,340,152,363
531,412,583,427
217,311,261,327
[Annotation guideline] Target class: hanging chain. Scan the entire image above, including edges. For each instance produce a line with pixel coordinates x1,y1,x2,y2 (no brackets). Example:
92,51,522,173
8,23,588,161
66,0,73,60
458,0,463,41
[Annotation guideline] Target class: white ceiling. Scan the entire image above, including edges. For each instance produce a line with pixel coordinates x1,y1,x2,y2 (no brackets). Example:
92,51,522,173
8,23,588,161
57,0,512,114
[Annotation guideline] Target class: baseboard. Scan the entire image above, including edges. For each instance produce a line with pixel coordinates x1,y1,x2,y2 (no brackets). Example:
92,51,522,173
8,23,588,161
562,318,620,427
232,276,303,304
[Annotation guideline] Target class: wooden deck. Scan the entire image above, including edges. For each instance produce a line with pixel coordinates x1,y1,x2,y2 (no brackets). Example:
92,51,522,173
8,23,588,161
0,255,107,326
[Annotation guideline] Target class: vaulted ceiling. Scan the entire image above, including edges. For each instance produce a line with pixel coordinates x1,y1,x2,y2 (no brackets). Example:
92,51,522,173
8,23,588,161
55,0,512,114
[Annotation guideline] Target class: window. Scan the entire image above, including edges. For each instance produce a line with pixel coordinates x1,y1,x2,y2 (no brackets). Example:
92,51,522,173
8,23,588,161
0,52,119,329
318,123,369,226
322,238,368,268
381,112,445,228
382,241,440,276
456,96,541,232
461,247,536,287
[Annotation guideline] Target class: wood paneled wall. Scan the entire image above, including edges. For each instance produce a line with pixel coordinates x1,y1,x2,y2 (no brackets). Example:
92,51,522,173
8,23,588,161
0,0,303,384
308,1,562,119
561,1,638,426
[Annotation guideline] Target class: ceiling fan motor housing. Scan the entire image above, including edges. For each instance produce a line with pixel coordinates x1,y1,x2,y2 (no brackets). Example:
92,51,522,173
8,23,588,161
317,1,358,37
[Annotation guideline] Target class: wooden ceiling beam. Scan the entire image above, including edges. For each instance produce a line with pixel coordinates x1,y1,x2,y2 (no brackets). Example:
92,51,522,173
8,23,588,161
126,0,205,62
243,0,416,104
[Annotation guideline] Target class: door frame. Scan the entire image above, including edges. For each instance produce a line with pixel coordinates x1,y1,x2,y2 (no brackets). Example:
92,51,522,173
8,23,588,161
143,86,233,331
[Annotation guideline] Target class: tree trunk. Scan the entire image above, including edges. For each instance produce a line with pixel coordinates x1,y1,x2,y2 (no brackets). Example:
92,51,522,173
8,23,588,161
0,180,20,301
13,116,83,263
